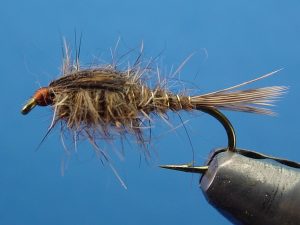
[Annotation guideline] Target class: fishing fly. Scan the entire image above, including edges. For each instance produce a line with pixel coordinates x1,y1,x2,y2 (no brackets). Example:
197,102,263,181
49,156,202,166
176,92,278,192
21,42,287,155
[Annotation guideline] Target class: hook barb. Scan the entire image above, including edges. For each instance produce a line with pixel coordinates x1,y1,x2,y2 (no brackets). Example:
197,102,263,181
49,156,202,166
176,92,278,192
160,164,208,174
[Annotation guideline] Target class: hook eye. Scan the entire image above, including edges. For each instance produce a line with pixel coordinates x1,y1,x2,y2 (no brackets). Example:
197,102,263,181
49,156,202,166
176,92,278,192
21,98,37,115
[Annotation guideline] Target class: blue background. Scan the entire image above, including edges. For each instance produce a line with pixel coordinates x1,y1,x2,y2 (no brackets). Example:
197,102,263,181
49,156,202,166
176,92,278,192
1,1,299,224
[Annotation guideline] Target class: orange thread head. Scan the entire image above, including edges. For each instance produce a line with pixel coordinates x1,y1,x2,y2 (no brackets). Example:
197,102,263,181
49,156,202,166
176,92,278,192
33,87,54,106
21,87,54,115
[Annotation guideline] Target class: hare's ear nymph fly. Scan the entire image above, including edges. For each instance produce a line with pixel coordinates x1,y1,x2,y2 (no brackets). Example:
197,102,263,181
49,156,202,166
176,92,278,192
20,41,287,161
21,87,54,115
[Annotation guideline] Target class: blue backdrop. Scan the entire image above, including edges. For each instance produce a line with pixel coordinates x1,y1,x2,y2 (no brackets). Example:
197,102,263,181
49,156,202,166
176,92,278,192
0,1,299,224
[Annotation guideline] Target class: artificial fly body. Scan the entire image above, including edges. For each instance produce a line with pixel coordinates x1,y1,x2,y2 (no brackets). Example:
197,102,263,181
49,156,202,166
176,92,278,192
21,44,287,155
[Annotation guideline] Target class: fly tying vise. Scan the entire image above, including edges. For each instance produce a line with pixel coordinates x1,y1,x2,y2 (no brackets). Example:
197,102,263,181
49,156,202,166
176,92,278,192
157,75,300,224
